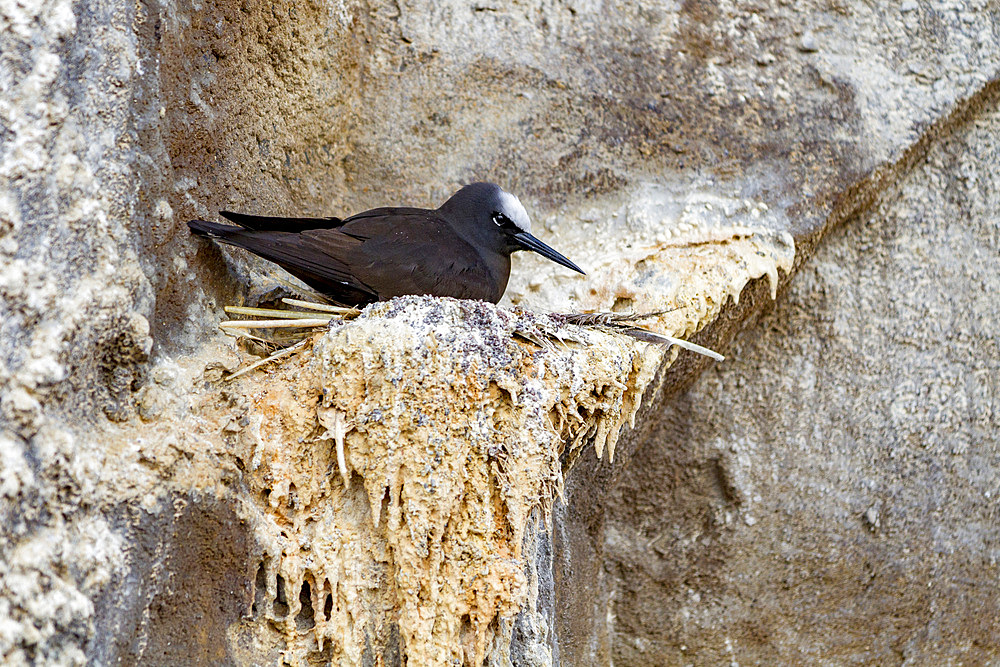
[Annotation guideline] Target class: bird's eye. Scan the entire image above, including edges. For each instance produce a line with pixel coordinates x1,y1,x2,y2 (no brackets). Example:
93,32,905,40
492,211,519,230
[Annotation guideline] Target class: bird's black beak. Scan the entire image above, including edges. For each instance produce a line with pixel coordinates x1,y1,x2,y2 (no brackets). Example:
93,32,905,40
512,231,586,275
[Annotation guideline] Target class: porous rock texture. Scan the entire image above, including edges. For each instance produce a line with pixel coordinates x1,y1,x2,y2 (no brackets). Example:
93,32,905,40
604,95,1000,666
225,298,654,665
0,0,998,665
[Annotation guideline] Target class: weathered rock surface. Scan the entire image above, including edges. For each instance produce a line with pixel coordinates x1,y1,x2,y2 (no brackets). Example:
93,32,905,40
222,298,653,665
601,88,1000,665
0,0,998,664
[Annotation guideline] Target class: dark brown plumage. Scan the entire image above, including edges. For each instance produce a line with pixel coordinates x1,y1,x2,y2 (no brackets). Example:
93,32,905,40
188,183,584,306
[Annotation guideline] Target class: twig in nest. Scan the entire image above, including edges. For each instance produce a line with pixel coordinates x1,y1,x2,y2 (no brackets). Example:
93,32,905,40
219,299,359,380
224,339,310,381
224,306,335,320
561,309,678,325
282,298,360,316
560,309,676,327
561,311,724,361
220,318,334,329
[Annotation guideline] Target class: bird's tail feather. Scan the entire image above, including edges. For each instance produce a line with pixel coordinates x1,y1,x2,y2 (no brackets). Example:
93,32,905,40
188,219,238,239
218,210,344,232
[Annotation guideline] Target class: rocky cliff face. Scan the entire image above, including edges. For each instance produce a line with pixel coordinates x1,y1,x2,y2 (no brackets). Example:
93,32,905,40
1,0,997,665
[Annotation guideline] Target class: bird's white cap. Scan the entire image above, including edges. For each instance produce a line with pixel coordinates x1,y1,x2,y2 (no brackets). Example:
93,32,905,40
497,189,531,233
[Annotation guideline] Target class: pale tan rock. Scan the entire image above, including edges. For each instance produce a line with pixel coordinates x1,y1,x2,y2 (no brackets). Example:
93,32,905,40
1,0,998,664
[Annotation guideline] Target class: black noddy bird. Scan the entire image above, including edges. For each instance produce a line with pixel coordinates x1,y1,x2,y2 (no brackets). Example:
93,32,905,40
187,182,585,306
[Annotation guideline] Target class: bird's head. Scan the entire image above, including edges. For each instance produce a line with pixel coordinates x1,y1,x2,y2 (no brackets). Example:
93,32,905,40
441,182,585,275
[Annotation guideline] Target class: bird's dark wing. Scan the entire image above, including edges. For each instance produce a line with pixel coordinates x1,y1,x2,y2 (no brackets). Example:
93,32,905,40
320,212,506,302
215,206,431,234
218,210,344,232
188,219,378,305
189,209,506,304
337,207,435,238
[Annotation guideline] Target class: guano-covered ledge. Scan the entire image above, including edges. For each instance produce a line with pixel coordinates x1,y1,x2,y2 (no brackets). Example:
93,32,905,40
151,203,791,664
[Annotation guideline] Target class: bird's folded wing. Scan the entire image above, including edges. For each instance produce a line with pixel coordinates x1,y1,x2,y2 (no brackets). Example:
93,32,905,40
214,228,379,303
324,215,501,301
339,207,433,233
